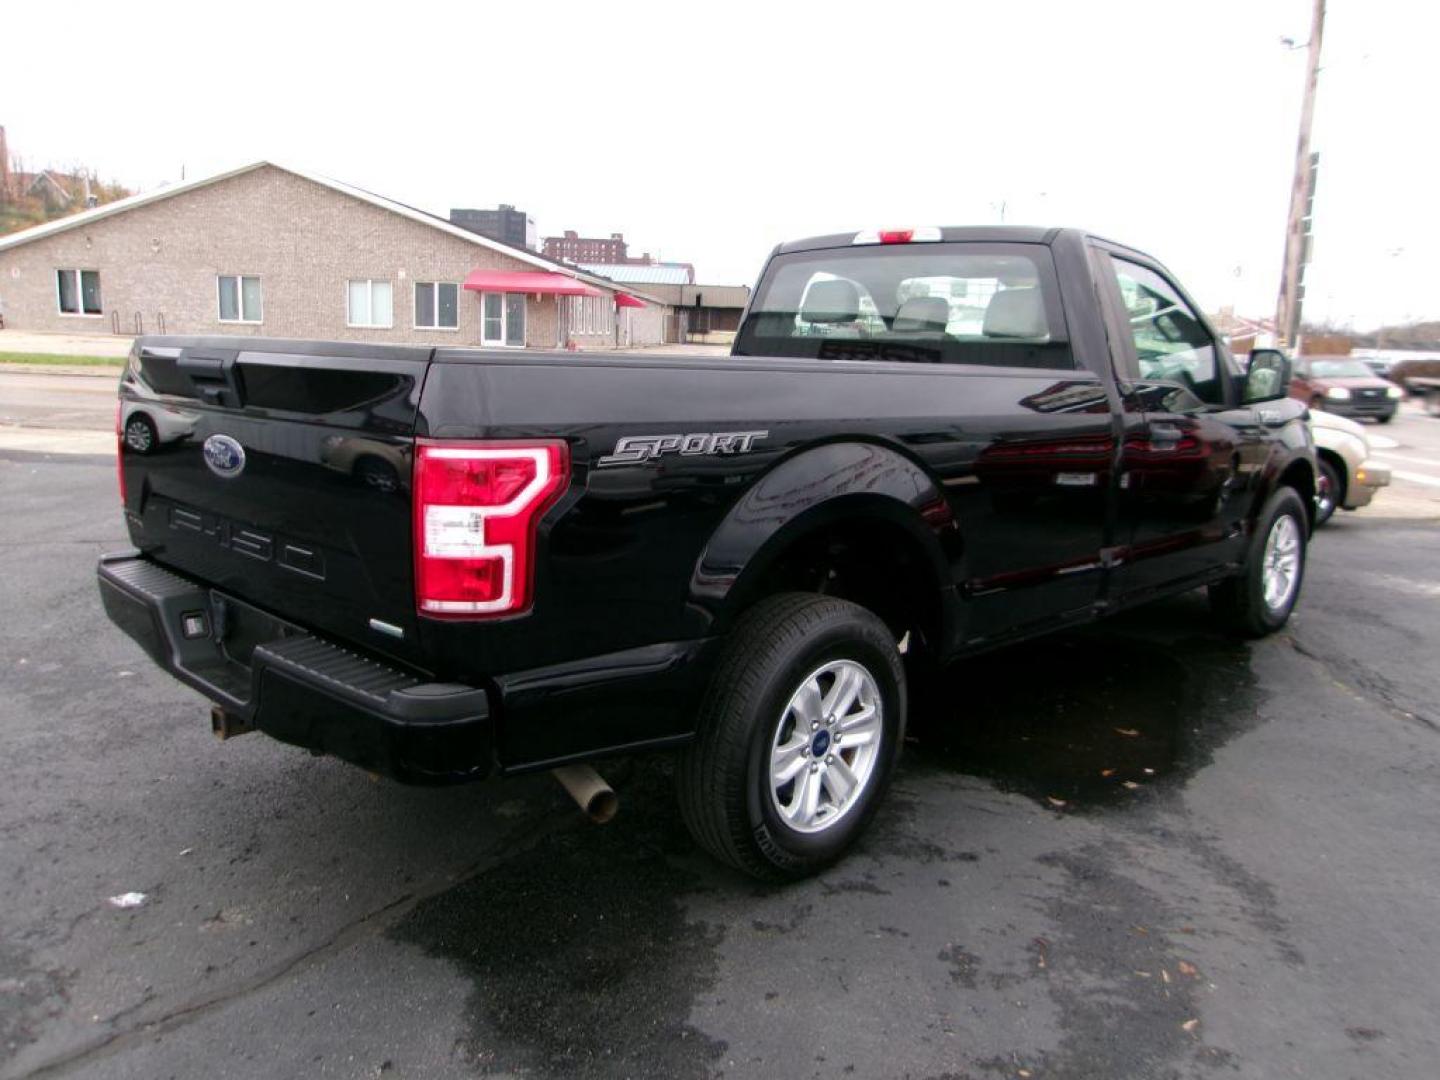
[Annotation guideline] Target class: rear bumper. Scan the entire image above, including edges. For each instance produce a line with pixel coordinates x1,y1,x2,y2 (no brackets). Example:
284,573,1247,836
97,553,492,784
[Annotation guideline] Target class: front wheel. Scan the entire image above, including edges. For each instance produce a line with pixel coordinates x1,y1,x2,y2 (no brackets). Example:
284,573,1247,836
677,593,905,880
1210,486,1309,637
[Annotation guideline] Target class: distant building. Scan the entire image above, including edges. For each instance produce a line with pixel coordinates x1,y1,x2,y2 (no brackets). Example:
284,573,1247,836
584,279,750,344
545,230,628,263
448,204,536,250
543,230,696,283
0,162,668,347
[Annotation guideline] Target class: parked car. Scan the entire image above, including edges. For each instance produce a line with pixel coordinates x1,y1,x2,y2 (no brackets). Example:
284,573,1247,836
1308,409,1391,525
1290,356,1403,422
98,227,1315,880
1406,376,1440,416
121,399,198,454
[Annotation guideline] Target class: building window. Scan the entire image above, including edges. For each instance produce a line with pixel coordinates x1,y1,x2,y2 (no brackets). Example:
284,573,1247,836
218,275,263,323
480,292,525,346
570,295,611,335
414,282,459,330
56,269,102,316
347,279,393,328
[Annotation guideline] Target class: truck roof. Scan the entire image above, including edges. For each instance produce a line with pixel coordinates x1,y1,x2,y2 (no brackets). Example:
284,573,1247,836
774,225,1062,254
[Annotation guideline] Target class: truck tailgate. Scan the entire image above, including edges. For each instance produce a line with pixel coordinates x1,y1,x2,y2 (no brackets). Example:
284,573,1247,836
119,338,433,668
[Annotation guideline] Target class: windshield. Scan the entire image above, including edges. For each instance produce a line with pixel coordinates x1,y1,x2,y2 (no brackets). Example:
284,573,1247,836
734,243,1073,369
1310,359,1375,378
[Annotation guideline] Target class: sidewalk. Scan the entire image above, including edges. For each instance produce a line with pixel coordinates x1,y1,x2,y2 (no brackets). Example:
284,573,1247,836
0,328,133,357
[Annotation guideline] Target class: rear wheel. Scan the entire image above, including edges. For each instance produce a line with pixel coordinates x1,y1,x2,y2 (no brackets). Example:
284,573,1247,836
677,593,905,880
1210,486,1308,637
1315,458,1341,526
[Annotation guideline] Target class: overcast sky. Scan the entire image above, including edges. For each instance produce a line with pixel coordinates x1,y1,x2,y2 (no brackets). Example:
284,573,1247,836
3,0,1429,328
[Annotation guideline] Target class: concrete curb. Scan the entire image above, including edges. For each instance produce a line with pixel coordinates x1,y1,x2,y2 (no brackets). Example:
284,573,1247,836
0,364,125,378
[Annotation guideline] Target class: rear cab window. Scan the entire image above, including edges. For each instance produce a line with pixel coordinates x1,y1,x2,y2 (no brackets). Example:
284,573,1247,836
734,242,1075,369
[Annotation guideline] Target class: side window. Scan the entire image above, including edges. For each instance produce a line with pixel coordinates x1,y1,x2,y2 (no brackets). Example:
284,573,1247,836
1108,257,1222,406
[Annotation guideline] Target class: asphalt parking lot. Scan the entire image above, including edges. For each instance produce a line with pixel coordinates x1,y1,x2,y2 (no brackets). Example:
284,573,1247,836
2,388,1440,1079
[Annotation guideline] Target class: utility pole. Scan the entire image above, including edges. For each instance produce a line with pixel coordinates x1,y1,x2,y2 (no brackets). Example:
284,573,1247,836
1275,0,1326,349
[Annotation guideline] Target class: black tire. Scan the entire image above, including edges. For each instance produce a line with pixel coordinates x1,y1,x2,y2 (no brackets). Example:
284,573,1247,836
1377,413,1394,424
1210,486,1309,638
677,593,906,880
1314,458,1341,527
123,413,158,455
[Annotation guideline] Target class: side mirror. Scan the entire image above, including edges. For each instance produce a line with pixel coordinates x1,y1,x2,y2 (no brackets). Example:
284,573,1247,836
1244,348,1292,404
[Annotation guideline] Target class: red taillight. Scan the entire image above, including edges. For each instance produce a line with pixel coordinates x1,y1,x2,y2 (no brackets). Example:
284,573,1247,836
413,439,569,618
116,401,127,506
878,229,914,244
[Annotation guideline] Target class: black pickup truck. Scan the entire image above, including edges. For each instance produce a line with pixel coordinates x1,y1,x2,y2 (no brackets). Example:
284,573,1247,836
100,226,1313,879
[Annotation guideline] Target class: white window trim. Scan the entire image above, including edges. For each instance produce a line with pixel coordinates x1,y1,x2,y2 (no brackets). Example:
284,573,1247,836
216,274,263,324
55,268,104,318
479,291,526,348
413,280,460,332
346,278,394,329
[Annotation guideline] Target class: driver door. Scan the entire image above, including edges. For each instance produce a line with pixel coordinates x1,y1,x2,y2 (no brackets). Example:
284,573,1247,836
1093,250,1268,600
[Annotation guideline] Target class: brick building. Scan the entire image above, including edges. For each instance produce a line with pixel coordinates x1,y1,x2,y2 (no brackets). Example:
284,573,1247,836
544,230,630,263
0,162,666,349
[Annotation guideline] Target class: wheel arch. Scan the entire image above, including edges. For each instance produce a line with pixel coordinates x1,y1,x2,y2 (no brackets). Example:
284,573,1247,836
1271,455,1318,531
691,441,960,654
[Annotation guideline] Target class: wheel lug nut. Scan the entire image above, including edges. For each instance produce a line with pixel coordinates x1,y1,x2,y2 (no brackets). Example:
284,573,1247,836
810,763,819,774
826,755,834,764
811,720,819,730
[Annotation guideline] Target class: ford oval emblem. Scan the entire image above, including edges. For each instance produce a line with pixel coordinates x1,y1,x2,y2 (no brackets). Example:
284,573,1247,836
203,434,246,478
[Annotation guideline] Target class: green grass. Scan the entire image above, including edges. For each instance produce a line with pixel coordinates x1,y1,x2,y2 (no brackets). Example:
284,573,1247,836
0,352,125,367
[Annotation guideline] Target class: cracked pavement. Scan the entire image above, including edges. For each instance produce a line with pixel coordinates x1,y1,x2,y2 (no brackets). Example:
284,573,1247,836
2,433,1439,1079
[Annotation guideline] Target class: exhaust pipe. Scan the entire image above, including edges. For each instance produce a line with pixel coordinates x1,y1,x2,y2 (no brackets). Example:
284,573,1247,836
552,765,618,824
211,704,254,740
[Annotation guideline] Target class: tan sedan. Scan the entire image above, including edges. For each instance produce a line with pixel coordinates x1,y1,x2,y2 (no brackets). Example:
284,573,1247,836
1309,409,1391,525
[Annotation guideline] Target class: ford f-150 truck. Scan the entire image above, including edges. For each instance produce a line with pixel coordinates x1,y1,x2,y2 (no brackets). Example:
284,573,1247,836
99,226,1314,879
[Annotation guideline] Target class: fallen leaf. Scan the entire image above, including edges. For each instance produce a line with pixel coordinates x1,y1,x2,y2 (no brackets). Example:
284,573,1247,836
1018,1071,1032,1078
1182,1019,1199,1034
1100,768,1117,777
1143,767,1156,775
1115,727,1140,737
1161,968,1171,984
1122,780,1142,790
107,892,147,909
1178,960,1198,977
1046,796,1067,808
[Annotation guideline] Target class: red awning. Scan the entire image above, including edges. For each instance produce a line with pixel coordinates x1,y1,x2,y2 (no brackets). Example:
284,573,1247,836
461,269,603,297
614,292,646,308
